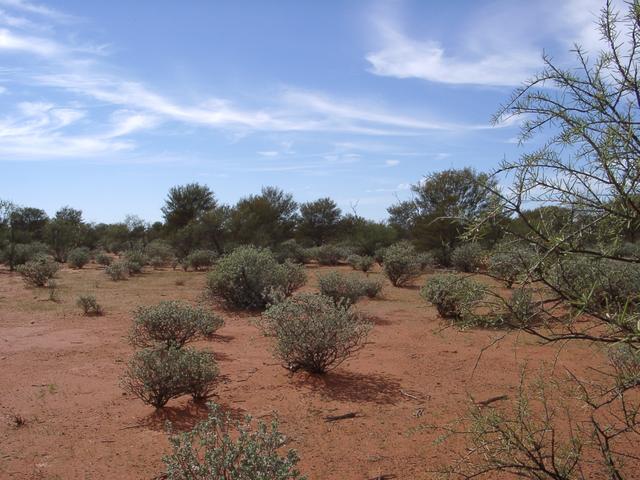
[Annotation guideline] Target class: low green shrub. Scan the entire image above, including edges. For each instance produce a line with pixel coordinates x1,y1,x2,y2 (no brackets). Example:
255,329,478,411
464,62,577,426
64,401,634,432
315,244,342,265
488,246,536,288
1,242,49,266
382,241,422,287
185,249,217,271
106,261,128,281
317,271,367,307
451,243,486,273
548,256,640,314
76,294,103,316
347,254,375,272
163,402,305,480
17,256,59,287
205,246,306,310
67,247,91,269
273,240,310,264
145,241,176,267
121,347,218,408
421,274,486,324
123,249,148,274
262,293,370,373
95,252,113,266
499,288,542,328
360,277,384,298
129,300,224,349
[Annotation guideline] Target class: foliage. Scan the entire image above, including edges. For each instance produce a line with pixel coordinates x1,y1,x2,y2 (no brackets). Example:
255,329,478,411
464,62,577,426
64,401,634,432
360,277,384,298
347,254,374,272
105,261,129,281
451,243,486,273
121,347,218,408
95,251,113,266
46,206,84,262
317,271,367,307
273,239,310,264
185,249,217,271
145,240,176,267
314,244,342,265
261,293,370,374
382,241,422,287
163,402,305,480
162,183,216,231
488,245,536,288
421,274,486,325
76,294,103,316
129,300,224,349
67,247,91,269
0,241,49,267
123,248,148,273
205,246,306,310
297,197,341,246
17,256,59,287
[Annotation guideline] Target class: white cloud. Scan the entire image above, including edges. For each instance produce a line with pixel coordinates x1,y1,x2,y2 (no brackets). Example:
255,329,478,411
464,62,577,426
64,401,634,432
0,0,75,22
385,159,400,167
258,150,278,157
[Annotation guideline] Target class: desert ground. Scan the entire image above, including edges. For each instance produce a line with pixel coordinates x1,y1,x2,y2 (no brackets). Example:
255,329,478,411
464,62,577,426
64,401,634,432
0,263,603,479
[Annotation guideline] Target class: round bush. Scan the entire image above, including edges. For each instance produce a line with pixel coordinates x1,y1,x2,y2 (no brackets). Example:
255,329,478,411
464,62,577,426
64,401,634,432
317,271,367,307
95,252,113,266
273,240,310,264
67,247,91,269
163,402,304,480
145,241,176,267
121,347,218,408
185,249,217,271
1,242,49,266
315,244,342,265
262,293,370,374
488,247,535,288
347,254,375,272
421,274,486,324
382,241,422,287
77,294,103,316
205,246,306,310
17,256,59,287
451,243,486,273
129,300,224,349
361,277,384,298
123,249,148,273
105,261,128,281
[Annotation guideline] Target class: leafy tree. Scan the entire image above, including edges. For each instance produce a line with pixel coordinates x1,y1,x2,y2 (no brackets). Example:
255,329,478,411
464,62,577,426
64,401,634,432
297,197,341,246
46,206,83,262
162,183,216,231
229,186,298,247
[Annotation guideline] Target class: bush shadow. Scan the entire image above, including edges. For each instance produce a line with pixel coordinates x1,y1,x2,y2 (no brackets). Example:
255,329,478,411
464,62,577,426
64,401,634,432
139,398,247,432
293,370,401,405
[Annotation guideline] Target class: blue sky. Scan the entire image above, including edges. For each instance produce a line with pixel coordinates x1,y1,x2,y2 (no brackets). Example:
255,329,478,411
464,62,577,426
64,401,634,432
0,0,607,223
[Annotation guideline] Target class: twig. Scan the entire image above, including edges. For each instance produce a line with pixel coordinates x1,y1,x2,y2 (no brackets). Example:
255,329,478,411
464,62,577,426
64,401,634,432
400,389,425,401
324,412,358,422
475,394,509,407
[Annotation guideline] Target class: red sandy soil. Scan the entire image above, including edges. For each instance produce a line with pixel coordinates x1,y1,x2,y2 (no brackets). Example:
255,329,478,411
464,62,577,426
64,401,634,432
0,263,606,479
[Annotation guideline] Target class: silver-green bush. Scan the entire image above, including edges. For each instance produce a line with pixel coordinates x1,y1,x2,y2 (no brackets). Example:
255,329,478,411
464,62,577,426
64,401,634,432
185,249,217,271
347,254,375,272
17,256,59,287
129,300,224,349
488,246,536,288
262,293,370,373
121,347,218,408
382,241,422,287
317,270,367,307
105,261,128,281
76,294,103,316
421,274,486,324
95,251,112,266
163,402,305,480
315,244,342,265
205,246,306,310
67,247,91,269
451,243,486,273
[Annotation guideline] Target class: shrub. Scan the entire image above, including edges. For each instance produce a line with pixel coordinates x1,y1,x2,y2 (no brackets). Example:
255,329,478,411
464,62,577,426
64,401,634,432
17,256,59,287
48,280,60,302
129,300,224,349
1,242,49,266
205,246,306,310
185,249,217,271
317,271,367,307
67,247,91,269
373,247,386,266
273,240,310,264
347,254,375,272
121,347,218,408
382,241,422,287
163,402,305,480
499,288,542,328
548,256,640,314
417,252,435,271
95,252,112,266
145,241,175,267
421,274,486,324
123,249,148,273
315,244,342,265
361,277,384,298
488,246,536,288
76,294,103,316
262,293,370,373
451,243,485,273
106,261,128,281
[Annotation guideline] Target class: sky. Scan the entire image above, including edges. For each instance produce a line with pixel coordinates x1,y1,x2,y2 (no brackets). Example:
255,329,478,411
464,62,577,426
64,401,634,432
0,0,609,223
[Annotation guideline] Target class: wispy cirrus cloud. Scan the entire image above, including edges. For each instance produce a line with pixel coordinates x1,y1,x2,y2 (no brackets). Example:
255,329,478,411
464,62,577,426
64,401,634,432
366,0,607,87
